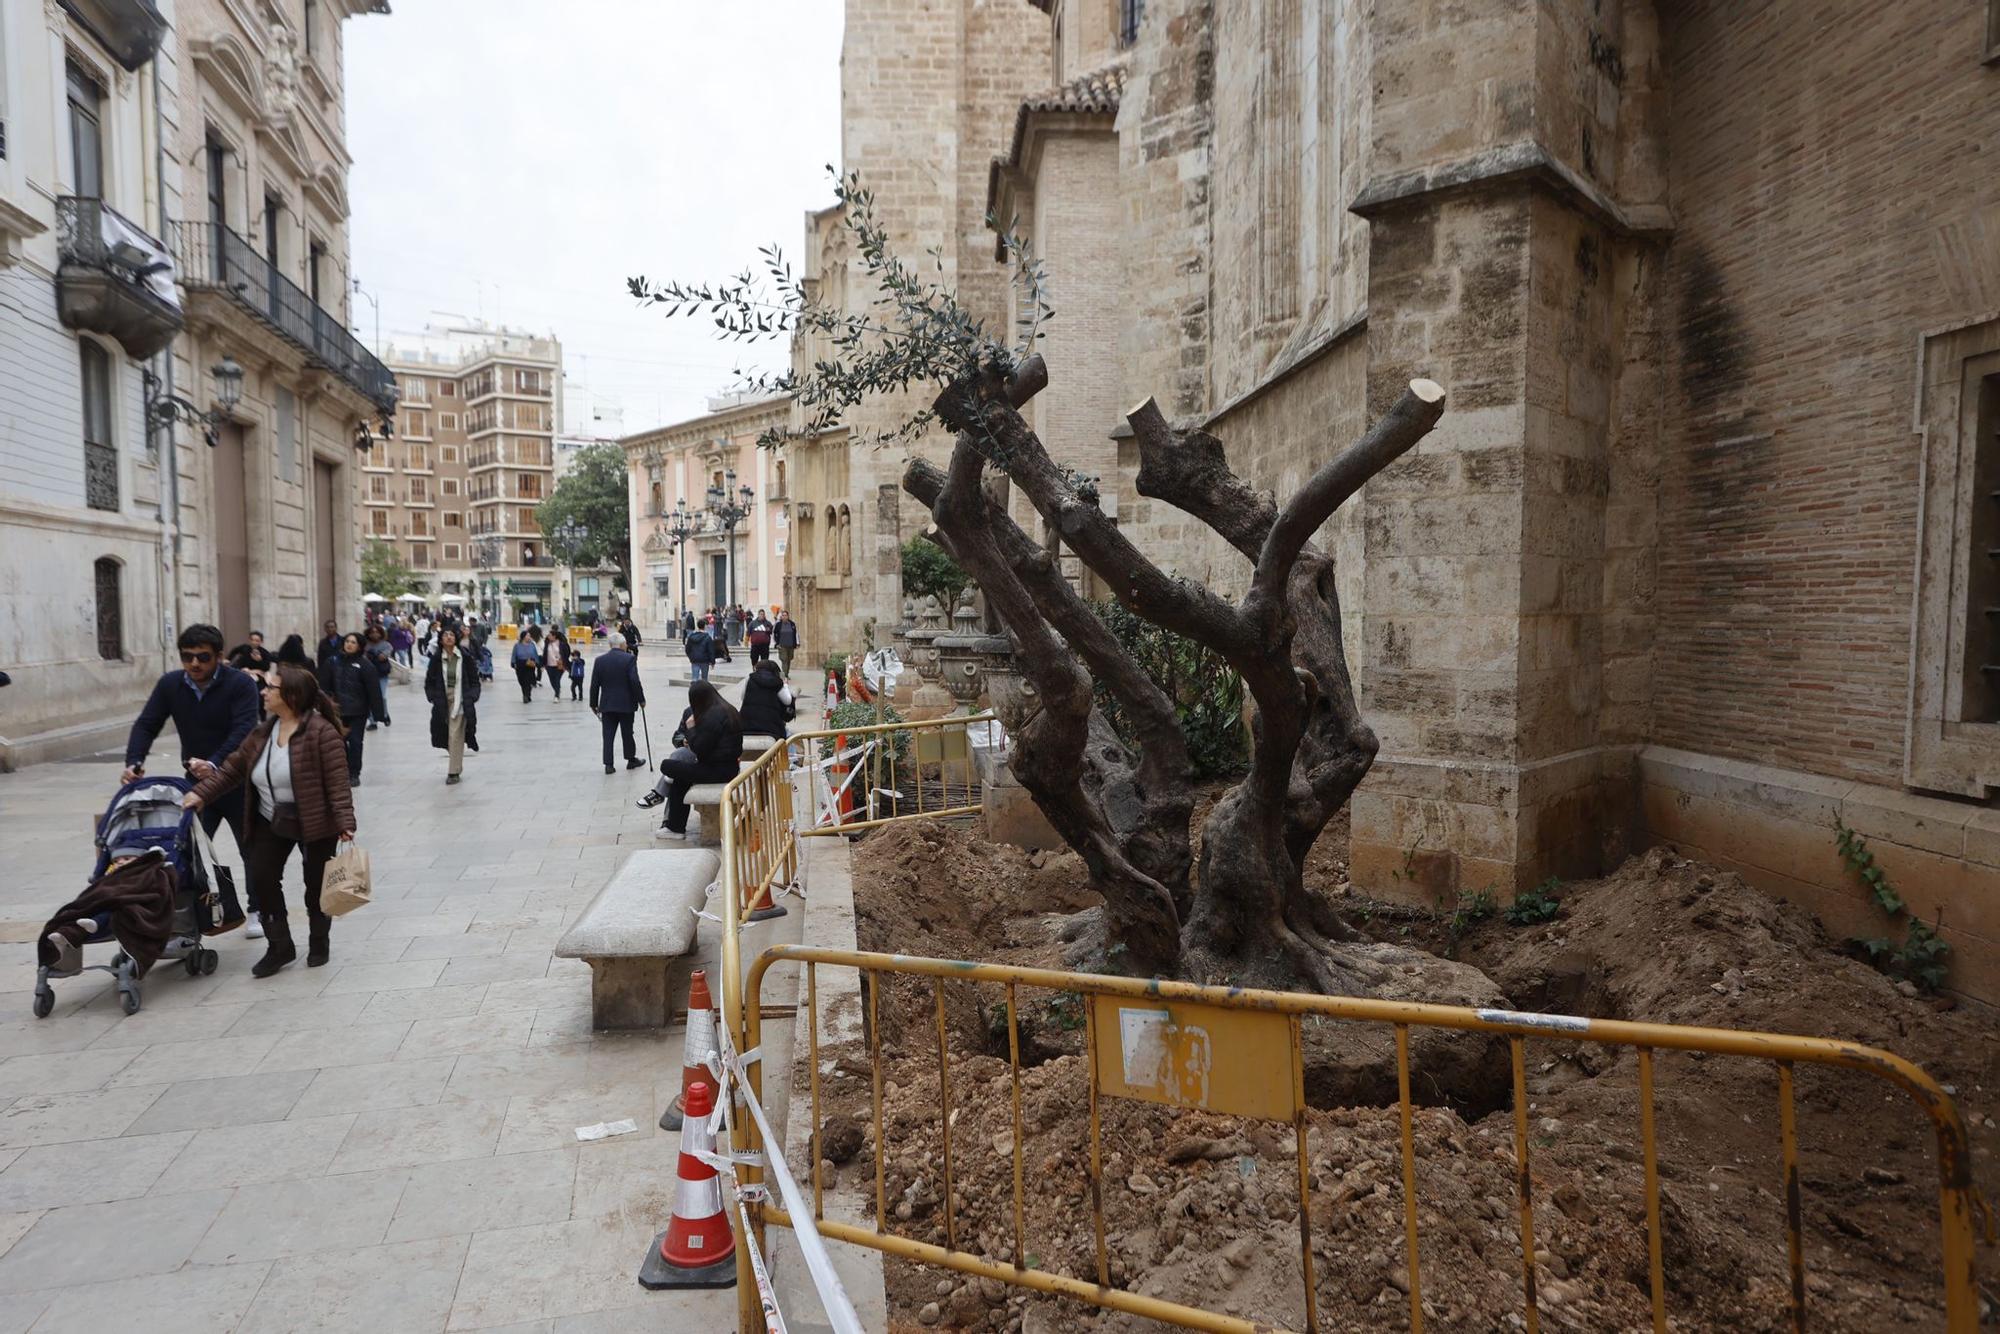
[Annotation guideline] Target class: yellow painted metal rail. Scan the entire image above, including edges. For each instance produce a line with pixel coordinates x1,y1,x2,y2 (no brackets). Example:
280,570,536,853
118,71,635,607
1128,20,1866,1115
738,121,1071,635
716,712,994,1329
733,945,1981,1334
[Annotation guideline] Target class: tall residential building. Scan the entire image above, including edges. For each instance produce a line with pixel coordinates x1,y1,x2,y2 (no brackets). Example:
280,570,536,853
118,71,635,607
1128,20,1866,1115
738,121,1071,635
0,0,391,770
375,325,561,623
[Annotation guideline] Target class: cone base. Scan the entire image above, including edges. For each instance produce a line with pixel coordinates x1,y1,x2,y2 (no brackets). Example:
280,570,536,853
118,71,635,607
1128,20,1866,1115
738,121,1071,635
658,1097,684,1131
638,1230,737,1290
745,903,788,923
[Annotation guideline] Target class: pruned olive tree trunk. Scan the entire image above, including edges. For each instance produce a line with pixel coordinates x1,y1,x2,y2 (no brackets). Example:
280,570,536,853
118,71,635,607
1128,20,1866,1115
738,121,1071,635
905,356,1446,991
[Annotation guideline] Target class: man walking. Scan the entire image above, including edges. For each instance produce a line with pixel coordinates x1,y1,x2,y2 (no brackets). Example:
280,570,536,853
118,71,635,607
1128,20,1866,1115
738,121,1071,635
683,621,716,683
746,609,773,666
774,610,799,678
315,619,344,669
589,631,648,774
123,624,258,934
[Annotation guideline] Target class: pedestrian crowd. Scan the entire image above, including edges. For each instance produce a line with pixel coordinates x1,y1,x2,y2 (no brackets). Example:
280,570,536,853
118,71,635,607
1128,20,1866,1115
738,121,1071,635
98,597,806,983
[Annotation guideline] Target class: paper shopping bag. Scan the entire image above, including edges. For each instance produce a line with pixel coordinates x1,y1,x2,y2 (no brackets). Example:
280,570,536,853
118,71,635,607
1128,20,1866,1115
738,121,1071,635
320,845,374,917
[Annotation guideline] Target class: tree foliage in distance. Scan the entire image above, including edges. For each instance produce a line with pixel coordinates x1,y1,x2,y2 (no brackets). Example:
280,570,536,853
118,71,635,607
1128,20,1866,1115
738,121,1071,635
358,539,414,600
629,167,1049,452
1090,600,1247,781
900,534,971,607
536,443,632,590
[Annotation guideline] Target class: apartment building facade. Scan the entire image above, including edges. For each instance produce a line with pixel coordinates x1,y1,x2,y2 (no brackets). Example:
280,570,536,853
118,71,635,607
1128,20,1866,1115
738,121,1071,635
373,326,561,624
0,0,390,769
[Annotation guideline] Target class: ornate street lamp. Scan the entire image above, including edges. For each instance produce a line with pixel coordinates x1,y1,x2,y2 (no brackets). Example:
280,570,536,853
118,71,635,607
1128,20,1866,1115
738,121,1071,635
704,467,756,612
666,496,698,622
143,355,243,448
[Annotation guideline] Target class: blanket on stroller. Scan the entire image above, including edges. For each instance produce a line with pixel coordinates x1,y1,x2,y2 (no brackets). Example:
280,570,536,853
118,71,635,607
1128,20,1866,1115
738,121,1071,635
38,848,178,978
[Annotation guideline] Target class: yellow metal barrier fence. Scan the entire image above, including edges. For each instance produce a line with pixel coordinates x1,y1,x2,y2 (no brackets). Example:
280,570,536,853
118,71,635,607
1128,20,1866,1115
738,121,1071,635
717,712,996,1326
734,946,1981,1334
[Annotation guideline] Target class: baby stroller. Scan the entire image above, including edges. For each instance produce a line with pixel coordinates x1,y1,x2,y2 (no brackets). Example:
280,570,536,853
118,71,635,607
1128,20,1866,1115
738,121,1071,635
477,643,494,681
32,776,219,1019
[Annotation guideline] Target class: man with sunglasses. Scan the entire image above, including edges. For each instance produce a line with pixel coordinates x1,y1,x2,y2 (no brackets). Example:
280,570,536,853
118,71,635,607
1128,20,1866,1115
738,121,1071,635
122,624,259,932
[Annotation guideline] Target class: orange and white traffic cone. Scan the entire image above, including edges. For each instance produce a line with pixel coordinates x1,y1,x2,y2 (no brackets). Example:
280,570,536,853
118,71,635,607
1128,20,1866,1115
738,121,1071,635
658,971,719,1131
743,874,788,924
638,1079,738,1289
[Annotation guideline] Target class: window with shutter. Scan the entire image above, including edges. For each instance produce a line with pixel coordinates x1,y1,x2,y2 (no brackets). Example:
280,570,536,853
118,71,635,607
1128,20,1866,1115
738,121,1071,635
81,341,117,512
94,558,122,659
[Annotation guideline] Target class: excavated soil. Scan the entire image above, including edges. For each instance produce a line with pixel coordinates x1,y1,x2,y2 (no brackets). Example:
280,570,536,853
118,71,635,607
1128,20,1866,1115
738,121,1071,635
810,818,1999,1332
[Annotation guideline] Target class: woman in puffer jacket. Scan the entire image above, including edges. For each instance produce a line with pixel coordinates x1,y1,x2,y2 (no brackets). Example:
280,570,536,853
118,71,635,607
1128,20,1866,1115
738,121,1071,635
184,664,355,975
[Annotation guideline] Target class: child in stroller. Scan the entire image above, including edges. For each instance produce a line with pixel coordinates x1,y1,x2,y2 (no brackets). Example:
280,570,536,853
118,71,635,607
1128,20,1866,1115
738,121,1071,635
32,775,220,1018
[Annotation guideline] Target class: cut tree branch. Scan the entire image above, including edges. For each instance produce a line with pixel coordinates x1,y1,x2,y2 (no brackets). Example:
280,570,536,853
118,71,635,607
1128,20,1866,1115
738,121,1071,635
1249,378,1445,610
932,376,1244,651
1126,398,1275,561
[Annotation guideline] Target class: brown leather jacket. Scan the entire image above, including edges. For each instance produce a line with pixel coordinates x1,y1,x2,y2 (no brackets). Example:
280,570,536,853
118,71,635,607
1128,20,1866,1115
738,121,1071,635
194,712,356,842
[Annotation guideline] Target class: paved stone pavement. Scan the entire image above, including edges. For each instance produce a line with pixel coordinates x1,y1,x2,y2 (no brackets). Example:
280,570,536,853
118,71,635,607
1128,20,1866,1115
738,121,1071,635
0,649,800,1332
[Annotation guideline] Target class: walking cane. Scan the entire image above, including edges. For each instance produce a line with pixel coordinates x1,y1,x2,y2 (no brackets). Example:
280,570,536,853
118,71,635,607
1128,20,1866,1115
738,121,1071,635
640,702,654,770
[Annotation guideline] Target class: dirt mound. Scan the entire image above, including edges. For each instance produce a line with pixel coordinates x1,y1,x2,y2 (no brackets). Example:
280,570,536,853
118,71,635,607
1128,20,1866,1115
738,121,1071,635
834,825,1998,1330
854,818,1099,964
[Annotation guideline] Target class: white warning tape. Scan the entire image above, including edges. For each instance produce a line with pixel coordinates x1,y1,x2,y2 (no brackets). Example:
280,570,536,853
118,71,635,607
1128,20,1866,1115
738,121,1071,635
737,1193,789,1334
713,1025,867,1334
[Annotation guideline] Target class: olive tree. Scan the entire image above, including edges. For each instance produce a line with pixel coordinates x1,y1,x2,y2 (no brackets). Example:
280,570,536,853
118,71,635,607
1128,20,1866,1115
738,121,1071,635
632,173,1446,992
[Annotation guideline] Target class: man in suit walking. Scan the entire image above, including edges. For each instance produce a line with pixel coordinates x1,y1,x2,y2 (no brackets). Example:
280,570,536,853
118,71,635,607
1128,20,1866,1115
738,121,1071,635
588,632,648,774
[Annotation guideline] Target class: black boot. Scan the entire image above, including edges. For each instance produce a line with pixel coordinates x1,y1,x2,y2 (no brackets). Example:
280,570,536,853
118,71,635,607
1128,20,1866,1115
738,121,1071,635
307,913,331,967
251,912,297,978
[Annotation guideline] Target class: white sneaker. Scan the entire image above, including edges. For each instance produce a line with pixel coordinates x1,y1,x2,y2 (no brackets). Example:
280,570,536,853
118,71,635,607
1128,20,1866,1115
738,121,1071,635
653,826,688,841
245,913,265,940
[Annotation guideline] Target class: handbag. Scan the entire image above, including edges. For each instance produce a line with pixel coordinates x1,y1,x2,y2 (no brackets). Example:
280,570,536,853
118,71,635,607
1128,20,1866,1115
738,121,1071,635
267,802,303,841
320,845,373,916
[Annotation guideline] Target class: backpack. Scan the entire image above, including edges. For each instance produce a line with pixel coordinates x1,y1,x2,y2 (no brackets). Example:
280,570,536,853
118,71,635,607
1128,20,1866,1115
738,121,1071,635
569,655,585,681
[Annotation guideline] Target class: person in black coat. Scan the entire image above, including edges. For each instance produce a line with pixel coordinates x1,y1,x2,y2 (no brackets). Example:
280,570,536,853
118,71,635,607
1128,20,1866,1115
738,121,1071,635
315,619,345,670
319,633,387,783
424,628,480,785
122,623,259,931
275,634,311,667
738,660,795,740
588,632,647,774
228,632,274,673
655,680,744,840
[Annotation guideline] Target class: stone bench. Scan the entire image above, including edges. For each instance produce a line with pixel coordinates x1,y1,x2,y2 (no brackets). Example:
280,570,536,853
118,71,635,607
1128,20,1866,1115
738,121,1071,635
555,848,720,1029
686,784,730,846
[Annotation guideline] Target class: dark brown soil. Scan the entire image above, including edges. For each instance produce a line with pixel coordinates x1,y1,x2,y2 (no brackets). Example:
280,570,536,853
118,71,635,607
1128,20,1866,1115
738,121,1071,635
811,815,1999,1333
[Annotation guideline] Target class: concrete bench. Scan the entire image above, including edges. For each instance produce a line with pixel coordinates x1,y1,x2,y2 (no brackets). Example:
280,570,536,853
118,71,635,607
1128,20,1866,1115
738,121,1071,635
555,849,720,1029
740,733,779,757
687,784,730,846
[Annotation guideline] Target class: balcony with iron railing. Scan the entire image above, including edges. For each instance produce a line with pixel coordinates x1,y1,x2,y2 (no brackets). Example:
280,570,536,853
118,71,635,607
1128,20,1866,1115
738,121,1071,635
55,197,184,360
172,220,397,414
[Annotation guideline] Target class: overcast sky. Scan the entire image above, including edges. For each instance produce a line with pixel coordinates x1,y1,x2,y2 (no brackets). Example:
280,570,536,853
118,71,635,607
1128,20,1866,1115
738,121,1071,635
344,1,843,436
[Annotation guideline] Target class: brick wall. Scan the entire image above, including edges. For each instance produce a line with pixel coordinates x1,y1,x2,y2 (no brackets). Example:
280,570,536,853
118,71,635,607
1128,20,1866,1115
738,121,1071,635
1650,1,1997,789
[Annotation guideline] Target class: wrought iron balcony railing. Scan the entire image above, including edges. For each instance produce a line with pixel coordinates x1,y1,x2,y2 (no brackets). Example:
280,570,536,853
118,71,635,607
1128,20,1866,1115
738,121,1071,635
55,196,183,360
172,219,397,414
